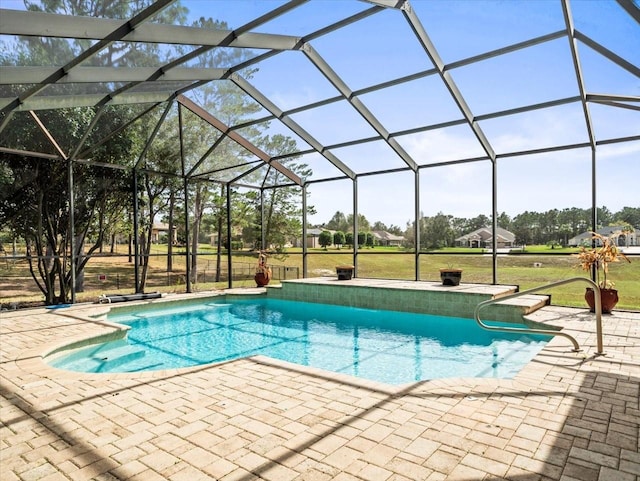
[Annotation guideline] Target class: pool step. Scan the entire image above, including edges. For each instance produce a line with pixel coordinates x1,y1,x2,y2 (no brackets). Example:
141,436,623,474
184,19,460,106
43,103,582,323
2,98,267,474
494,294,549,312
486,294,550,322
92,345,146,370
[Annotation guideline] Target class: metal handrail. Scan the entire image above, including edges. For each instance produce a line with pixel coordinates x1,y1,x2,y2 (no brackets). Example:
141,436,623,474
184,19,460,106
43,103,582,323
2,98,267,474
474,277,604,355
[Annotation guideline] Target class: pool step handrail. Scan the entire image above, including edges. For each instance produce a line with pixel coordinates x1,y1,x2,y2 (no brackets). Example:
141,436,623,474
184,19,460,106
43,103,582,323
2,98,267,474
474,277,603,355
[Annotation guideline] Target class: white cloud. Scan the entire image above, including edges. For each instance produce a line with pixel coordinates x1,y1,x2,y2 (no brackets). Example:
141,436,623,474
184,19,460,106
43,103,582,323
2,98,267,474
270,86,320,112
403,127,487,165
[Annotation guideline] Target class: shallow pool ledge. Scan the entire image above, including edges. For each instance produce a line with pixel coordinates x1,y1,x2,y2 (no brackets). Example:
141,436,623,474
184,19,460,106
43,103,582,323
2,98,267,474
267,277,549,323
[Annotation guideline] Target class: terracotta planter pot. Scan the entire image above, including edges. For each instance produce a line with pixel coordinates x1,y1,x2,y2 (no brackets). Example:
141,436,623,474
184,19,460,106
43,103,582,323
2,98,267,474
336,265,354,280
440,269,462,286
585,287,619,314
255,270,271,287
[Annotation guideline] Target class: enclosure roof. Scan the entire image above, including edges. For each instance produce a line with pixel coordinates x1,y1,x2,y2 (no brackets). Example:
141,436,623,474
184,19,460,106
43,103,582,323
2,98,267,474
0,0,638,188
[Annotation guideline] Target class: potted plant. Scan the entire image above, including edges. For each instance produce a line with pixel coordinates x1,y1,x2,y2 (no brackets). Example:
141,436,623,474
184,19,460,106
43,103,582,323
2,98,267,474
440,265,463,286
574,232,630,313
254,250,272,287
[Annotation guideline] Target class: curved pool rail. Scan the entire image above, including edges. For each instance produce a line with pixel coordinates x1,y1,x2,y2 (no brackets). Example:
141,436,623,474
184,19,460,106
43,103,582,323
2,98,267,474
474,277,604,355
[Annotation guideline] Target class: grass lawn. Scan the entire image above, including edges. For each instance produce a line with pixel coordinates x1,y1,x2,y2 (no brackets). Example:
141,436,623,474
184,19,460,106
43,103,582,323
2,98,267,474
2,244,638,311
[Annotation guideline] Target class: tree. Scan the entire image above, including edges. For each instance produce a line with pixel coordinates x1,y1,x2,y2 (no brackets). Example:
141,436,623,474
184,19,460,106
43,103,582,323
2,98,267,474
136,170,173,291
357,231,374,247
616,207,640,229
319,231,333,249
16,1,187,69
372,221,387,231
386,224,404,236
0,97,143,303
365,232,374,248
1,154,70,304
240,137,316,255
0,0,186,302
496,212,512,230
449,217,469,241
326,211,349,232
558,207,589,239
347,213,371,231
512,211,537,246
421,212,455,249
466,214,490,232
173,17,260,283
333,231,345,248
404,219,416,249
597,206,614,227
0,151,133,303
345,232,354,247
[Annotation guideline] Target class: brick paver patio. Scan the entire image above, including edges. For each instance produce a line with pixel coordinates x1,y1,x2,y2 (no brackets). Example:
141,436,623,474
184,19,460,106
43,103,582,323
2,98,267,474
1,291,638,481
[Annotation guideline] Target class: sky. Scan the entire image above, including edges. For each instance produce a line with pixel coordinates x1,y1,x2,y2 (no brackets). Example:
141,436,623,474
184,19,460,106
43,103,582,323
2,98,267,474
194,0,639,227
1,0,638,228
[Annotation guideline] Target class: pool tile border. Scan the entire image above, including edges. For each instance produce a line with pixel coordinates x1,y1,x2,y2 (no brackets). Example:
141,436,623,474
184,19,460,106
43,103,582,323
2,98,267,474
268,277,549,323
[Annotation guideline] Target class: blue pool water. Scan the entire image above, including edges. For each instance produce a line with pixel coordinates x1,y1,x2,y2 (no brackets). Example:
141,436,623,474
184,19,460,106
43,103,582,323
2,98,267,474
48,298,551,384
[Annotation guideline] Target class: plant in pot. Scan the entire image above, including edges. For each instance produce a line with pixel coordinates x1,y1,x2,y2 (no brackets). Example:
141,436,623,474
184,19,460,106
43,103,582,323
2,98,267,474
574,232,630,313
440,265,463,286
254,250,272,287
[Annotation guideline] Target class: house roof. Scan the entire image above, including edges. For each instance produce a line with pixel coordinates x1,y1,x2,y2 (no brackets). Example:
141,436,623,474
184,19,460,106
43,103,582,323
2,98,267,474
456,227,515,243
569,226,639,243
372,230,405,241
307,228,334,237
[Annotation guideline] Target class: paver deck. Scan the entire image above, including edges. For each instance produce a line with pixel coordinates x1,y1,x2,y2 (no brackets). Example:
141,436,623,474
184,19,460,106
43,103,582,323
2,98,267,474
1,285,639,481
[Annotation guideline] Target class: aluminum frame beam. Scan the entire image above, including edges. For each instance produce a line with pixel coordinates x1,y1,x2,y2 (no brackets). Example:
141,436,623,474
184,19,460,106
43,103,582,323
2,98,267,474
400,1,496,163
29,111,68,160
177,95,302,186
0,67,228,85
574,31,640,78
231,74,356,180
0,92,174,112
615,0,640,23
302,43,419,172
562,0,596,148
0,0,175,116
0,8,302,50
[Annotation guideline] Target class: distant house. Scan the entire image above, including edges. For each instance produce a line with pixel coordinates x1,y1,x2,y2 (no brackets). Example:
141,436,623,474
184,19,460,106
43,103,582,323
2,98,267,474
456,227,515,248
151,223,177,244
568,226,639,247
372,230,405,247
305,228,335,248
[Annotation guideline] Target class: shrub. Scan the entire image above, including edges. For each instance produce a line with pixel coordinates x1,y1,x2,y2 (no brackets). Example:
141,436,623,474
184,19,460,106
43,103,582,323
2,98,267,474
319,230,333,249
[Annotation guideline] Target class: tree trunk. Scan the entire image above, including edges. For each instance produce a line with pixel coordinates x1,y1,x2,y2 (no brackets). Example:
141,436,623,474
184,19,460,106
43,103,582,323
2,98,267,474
215,184,224,282
265,190,276,248
138,227,153,292
190,188,203,284
43,244,57,304
215,215,223,282
139,232,145,266
74,233,85,292
167,190,174,272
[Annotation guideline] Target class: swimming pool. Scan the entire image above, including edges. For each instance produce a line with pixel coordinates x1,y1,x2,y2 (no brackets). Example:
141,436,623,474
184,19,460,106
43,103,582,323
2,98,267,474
48,297,551,384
